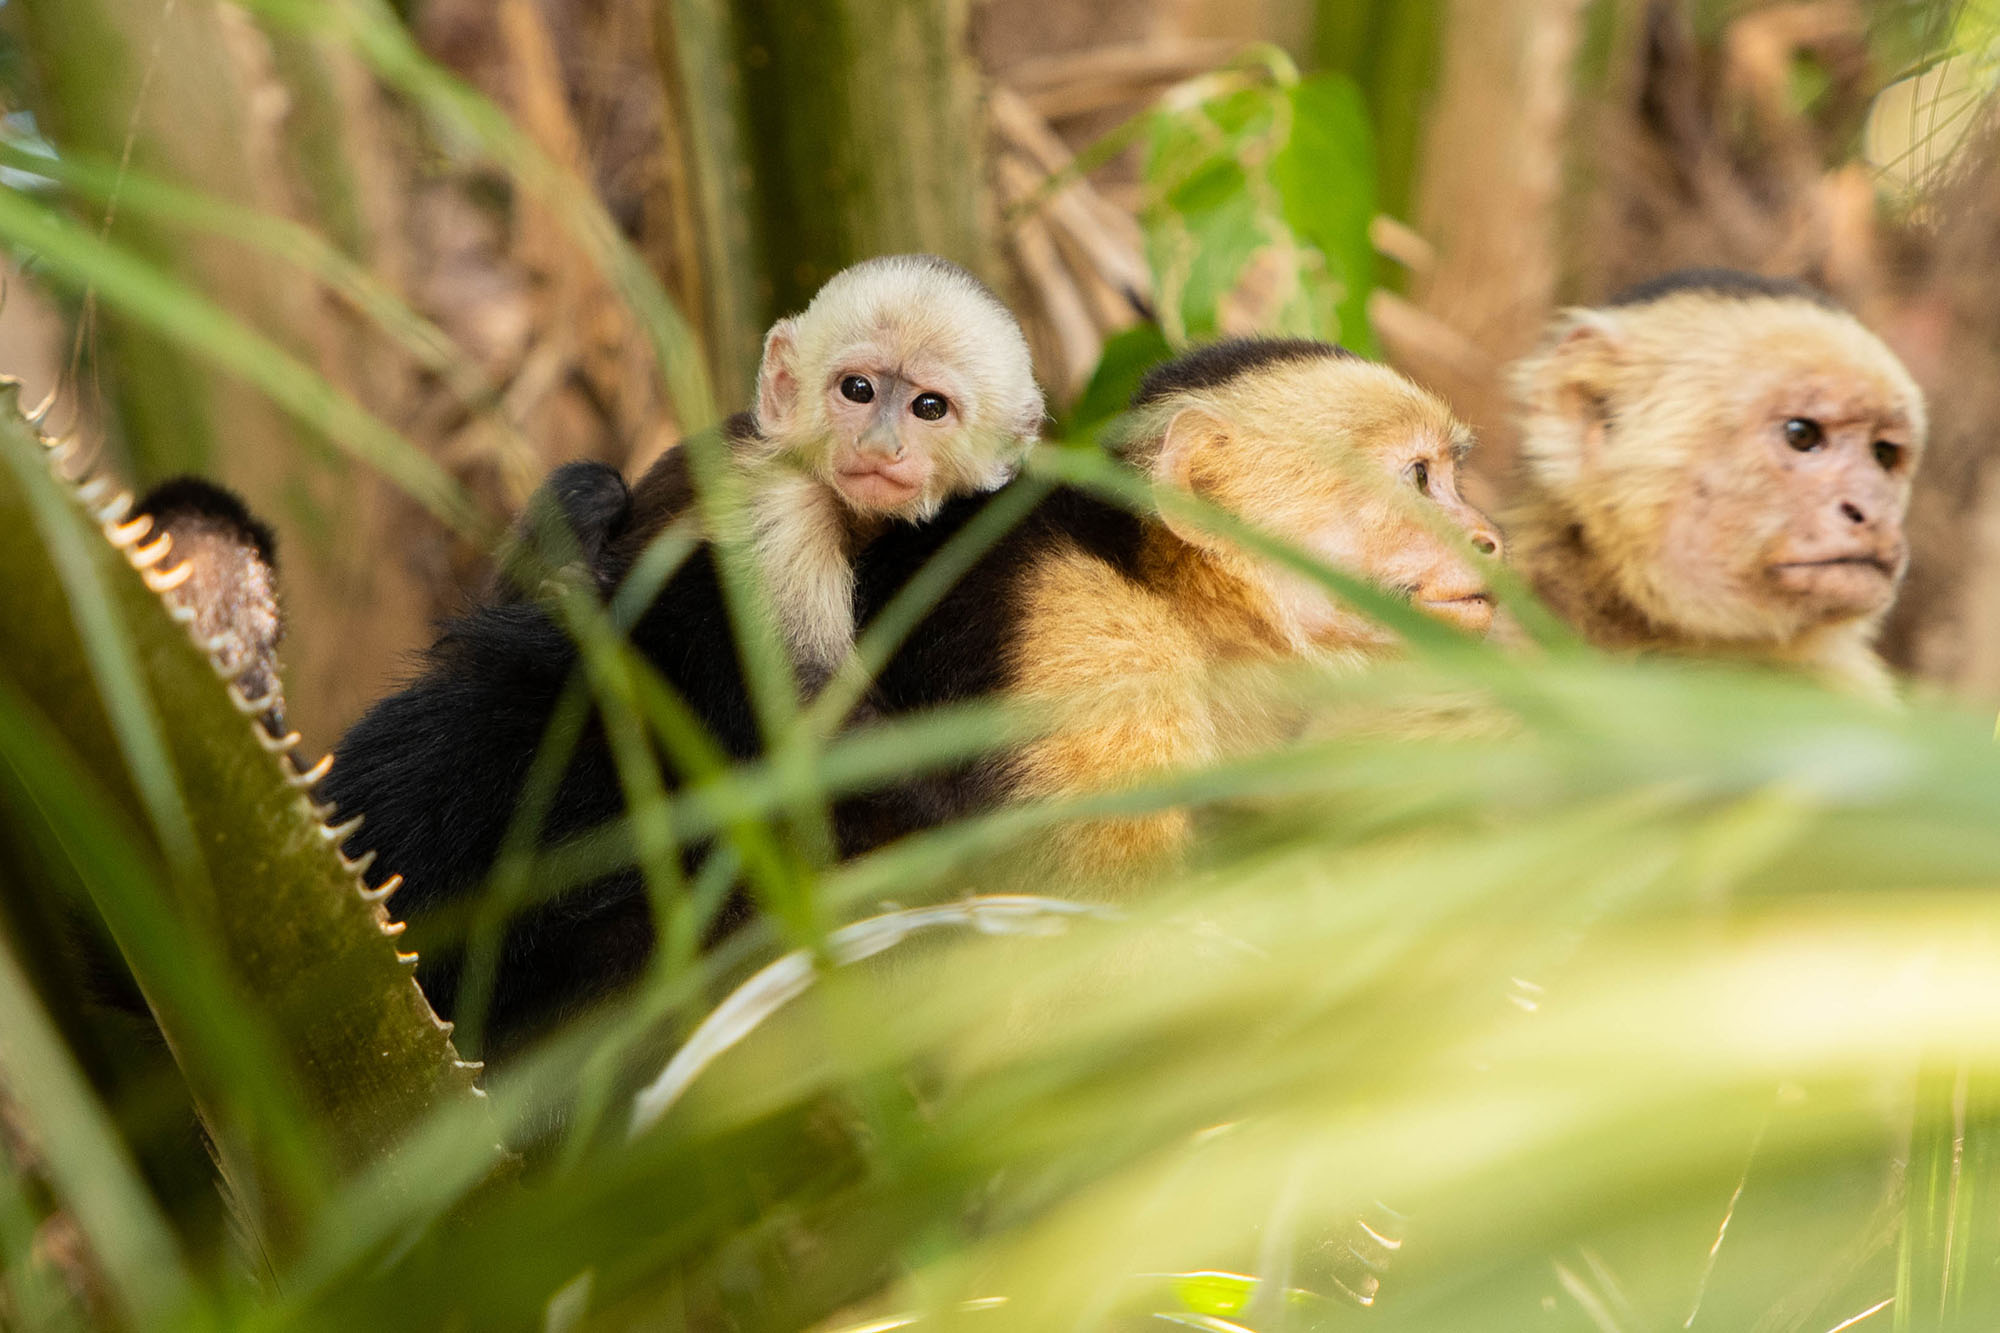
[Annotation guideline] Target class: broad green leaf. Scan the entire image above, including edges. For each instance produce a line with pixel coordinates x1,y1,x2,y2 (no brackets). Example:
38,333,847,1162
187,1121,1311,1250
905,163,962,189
1273,73,1379,354
0,393,498,1258
1138,70,1379,351
1059,323,1174,444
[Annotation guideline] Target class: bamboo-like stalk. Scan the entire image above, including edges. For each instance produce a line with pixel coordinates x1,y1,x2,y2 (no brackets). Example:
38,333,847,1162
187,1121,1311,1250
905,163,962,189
1309,0,1447,223
655,0,990,394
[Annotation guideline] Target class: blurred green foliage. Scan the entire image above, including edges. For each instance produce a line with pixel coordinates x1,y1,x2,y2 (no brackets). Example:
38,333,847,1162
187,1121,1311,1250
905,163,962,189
1141,61,1379,357
1308,0,1443,225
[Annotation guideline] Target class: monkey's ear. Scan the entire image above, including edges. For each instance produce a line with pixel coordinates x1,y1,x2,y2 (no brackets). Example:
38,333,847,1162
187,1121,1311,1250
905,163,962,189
134,477,288,733
756,318,804,433
1152,405,1235,550
1517,310,1625,468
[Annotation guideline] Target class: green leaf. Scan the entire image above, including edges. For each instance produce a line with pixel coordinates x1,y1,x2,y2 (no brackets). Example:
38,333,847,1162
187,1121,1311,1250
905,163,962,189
0,394,499,1259
1170,1269,1253,1316
1273,73,1379,354
1147,186,1265,343
1139,71,1380,350
1061,323,1174,444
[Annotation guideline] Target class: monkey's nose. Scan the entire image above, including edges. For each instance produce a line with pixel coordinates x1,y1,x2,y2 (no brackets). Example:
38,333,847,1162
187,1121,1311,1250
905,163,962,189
1839,500,1869,525
1470,526,1502,559
858,422,903,461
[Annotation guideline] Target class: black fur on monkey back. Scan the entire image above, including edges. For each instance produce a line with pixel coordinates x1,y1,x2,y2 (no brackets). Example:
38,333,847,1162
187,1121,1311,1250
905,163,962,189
324,538,762,1057
837,478,1149,849
326,419,782,1057
1132,337,1354,407
1607,268,1839,311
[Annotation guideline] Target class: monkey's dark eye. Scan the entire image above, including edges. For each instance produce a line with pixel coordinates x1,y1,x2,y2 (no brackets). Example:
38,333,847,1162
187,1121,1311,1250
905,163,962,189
910,392,949,422
1873,440,1903,471
839,375,875,404
1783,418,1825,452
1411,460,1431,493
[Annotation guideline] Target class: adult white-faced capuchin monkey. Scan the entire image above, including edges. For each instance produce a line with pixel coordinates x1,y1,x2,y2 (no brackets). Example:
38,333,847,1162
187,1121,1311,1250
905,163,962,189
848,338,1503,879
1508,269,1927,699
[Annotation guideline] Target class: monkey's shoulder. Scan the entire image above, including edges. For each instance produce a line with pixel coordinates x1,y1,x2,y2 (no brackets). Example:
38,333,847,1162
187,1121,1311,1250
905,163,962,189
858,481,1149,710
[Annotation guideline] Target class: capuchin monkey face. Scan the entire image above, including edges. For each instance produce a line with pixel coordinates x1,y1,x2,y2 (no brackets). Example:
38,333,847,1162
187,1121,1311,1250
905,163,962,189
1157,360,1502,652
1339,425,1501,639
1525,301,1927,643
814,357,965,514
1274,422,1502,648
1672,366,1920,637
756,275,1040,524
760,321,959,517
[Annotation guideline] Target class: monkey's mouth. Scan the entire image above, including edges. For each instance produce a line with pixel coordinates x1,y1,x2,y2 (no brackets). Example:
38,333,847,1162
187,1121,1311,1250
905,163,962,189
1417,591,1496,634
833,459,928,511
1767,554,1901,613
1769,554,1898,578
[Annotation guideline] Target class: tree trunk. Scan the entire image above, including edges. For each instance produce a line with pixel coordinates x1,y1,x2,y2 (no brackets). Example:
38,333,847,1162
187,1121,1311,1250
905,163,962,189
1398,0,1591,495
657,0,990,396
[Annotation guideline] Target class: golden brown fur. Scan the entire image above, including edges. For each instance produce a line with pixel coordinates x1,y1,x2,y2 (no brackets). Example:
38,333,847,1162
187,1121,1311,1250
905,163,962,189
1508,279,1928,699
1003,355,1501,881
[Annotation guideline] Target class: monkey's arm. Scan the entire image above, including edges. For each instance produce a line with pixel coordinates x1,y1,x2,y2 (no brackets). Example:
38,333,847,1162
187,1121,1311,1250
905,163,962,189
602,413,765,583
487,460,634,603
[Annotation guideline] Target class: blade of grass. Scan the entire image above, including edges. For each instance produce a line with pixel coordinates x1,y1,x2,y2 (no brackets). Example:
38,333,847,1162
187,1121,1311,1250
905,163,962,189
0,931,194,1329
0,136,502,416
0,186,480,534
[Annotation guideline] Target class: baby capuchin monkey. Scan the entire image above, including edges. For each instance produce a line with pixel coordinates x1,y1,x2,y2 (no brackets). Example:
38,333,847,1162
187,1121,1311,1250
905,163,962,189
849,338,1503,878
605,254,1046,680
1507,270,1927,699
